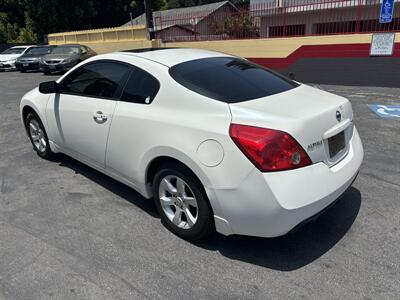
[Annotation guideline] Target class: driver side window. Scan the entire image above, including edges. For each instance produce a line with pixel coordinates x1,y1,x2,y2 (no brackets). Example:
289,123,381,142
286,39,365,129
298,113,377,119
61,62,130,99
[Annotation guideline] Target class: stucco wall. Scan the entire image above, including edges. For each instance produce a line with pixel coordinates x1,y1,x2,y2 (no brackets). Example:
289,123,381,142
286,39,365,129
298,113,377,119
82,39,161,54
166,33,400,58
47,25,153,54
46,29,400,87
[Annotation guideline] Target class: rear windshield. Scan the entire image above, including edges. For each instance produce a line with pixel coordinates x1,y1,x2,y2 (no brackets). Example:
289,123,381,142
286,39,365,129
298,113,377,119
169,57,298,103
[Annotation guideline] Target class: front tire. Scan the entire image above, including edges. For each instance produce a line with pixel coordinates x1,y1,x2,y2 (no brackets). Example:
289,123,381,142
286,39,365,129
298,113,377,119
25,112,54,159
153,163,214,241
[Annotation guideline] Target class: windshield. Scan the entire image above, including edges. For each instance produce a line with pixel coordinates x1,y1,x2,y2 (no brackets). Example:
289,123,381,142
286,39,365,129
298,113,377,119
52,46,80,55
25,47,52,55
169,57,298,103
1,47,26,55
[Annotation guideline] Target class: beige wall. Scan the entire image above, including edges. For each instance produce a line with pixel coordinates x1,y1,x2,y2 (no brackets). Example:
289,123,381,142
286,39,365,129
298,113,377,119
166,33,400,58
48,26,400,58
81,39,162,54
47,25,159,54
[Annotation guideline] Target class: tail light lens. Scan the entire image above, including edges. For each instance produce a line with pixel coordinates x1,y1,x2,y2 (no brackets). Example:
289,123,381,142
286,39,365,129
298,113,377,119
229,124,312,172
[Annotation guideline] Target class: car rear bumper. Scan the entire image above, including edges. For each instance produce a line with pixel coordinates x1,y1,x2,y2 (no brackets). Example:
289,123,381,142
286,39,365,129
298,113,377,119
211,126,364,238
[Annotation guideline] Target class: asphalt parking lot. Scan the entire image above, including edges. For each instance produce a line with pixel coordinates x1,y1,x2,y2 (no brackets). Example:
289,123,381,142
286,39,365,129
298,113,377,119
0,71,399,300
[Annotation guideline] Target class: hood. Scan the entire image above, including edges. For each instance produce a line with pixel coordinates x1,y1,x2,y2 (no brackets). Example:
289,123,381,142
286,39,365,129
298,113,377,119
42,53,79,60
229,84,354,167
0,54,22,62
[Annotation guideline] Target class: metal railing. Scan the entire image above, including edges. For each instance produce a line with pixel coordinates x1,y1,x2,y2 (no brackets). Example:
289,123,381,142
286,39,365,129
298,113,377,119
154,0,400,42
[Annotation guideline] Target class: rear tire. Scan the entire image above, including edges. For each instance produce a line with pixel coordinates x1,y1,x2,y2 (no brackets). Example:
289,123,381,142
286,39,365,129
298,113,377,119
43,71,50,75
20,69,26,73
25,112,54,159
153,163,214,241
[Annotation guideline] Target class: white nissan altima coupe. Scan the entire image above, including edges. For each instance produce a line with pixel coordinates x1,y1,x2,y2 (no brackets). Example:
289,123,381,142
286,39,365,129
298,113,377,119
20,48,363,240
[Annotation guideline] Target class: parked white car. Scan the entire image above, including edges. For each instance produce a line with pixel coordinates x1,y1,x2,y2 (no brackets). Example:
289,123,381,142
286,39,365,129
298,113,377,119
20,48,364,240
0,45,35,70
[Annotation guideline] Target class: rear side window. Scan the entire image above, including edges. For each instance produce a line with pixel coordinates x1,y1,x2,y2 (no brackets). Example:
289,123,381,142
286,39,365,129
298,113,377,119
169,57,298,103
121,67,160,104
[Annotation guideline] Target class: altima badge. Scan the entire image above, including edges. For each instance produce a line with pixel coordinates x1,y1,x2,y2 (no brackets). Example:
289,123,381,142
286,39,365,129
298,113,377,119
307,140,323,152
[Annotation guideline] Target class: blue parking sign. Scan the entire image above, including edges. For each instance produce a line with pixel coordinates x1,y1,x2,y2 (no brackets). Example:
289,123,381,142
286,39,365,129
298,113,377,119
380,0,395,23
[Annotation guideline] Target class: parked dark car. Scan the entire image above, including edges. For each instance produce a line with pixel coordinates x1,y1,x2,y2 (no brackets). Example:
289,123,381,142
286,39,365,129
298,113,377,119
39,44,96,74
15,46,56,72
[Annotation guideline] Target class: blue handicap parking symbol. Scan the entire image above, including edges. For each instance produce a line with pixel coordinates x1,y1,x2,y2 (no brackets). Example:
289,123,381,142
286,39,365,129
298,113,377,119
368,104,400,119
380,0,395,23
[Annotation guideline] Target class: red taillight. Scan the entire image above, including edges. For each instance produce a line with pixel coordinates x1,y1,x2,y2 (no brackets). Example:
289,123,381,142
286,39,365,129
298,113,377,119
229,124,312,172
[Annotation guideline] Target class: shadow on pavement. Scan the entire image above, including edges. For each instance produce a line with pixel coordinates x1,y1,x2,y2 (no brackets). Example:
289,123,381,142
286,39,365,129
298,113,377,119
56,154,361,271
57,154,159,218
195,187,361,271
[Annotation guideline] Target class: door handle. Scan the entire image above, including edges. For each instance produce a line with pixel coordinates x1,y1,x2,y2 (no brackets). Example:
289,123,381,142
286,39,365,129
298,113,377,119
93,111,108,123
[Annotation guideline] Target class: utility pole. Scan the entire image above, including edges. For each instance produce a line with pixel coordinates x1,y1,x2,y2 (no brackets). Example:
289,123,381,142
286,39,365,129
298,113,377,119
144,0,155,40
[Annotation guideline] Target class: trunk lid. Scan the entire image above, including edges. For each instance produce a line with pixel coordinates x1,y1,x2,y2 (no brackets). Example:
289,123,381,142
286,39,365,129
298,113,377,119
229,84,354,167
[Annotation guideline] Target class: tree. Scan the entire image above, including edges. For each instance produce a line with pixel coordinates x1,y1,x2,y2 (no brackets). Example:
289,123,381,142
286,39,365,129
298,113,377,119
212,10,259,39
24,0,58,40
17,14,37,43
130,0,168,15
0,0,246,43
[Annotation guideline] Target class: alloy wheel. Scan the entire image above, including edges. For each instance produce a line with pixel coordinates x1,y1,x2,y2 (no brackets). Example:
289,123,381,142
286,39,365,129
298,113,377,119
158,175,198,229
28,119,47,153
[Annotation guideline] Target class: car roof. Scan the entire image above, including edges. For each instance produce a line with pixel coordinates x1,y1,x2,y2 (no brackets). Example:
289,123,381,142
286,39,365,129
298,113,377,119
116,48,234,68
10,45,35,49
56,44,80,46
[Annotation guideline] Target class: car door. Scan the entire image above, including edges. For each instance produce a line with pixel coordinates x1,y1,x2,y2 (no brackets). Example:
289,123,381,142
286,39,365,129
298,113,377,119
46,61,131,167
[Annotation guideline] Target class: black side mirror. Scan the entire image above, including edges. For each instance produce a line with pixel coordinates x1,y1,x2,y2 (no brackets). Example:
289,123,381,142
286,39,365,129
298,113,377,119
39,81,60,94
289,72,296,80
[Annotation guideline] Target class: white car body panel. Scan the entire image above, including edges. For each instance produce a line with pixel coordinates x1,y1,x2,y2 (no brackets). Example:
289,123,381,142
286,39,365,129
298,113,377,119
229,84,354,167
20,88,50,129
45,94,117,167
212,127,363,237
20,49,363,238
120,48,233,67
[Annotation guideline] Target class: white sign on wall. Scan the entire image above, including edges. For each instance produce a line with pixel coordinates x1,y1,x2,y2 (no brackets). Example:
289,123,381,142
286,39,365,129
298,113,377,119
370,33,395,56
